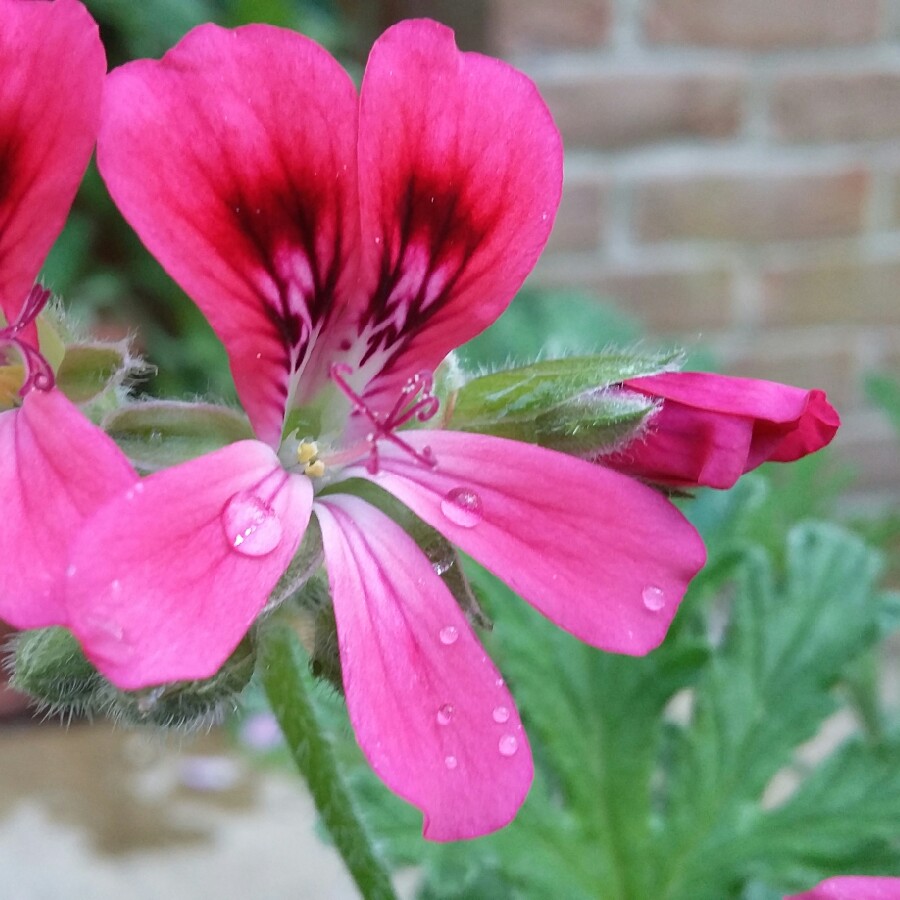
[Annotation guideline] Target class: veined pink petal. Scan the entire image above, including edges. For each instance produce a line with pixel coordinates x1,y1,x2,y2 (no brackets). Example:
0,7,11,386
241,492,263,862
786,876,900,899
0,389,136,629
0,0,105,338
363,431,706,655
66,441,312,689
611,372,840,488
316,494,532,841
328,19,561,406
97,24,360,446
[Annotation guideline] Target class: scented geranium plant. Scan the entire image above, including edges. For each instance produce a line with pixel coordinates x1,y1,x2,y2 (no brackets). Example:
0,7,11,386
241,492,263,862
0,2,849,896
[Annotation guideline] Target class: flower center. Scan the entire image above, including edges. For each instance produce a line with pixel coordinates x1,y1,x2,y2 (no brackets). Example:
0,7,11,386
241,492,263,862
0,285,55,396
328,362,439,475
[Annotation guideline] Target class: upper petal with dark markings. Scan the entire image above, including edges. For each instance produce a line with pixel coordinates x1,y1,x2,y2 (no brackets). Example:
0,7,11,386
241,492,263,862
97,23,360,446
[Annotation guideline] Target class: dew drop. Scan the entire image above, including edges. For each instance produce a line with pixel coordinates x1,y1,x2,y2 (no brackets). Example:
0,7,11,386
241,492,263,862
495,677,505,688
439,625,459,646
440,487,484,528
642,585,666,612
436,703,454,725
492,706,510,724
222,491,283,557
444,755,458,770
66,564,77,578
498,734,519,757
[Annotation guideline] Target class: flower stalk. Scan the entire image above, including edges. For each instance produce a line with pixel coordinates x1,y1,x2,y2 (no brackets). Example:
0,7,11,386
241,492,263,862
259,624,399,900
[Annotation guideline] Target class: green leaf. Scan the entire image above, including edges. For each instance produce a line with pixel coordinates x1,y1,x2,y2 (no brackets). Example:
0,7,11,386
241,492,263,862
659,524,885,899
103,400,253,470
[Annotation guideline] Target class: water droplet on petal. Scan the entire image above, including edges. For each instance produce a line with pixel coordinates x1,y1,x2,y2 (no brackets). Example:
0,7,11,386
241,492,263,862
498,734,519,757
436,703,454,725
495,677,505,688
66,565,77,578
439,625,459,646
222,491,283,557
444,755,458,770
440,487,483,528
642,585,666,612
492,706,510,724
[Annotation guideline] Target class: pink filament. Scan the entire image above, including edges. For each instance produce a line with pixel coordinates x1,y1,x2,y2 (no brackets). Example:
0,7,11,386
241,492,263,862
329,363,439,474
0,286,55,395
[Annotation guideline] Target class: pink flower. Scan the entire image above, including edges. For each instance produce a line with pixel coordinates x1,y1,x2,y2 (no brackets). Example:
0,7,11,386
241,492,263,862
0,0,137,630
602,371,840,489
786,876,900,899
89,19,706,839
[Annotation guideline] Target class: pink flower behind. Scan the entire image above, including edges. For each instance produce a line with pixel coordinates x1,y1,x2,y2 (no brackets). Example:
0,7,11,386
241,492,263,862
0,0,137,629
603,371,840,489
90,19,707,839
787,876,900,899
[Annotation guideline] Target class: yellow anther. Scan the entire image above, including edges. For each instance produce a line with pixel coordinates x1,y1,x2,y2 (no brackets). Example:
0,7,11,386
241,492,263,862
304,459,326,478
297,441,319,464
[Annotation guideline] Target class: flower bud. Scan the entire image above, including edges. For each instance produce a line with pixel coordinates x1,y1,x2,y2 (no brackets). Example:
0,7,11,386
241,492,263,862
11,627,104,717
445,353,672,456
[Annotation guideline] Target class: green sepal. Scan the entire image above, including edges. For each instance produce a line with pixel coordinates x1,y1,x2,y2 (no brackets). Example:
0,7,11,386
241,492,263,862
55,342,130,403
11,627,105,717
445,353,674,456
103,400,254,470
109,637,257,729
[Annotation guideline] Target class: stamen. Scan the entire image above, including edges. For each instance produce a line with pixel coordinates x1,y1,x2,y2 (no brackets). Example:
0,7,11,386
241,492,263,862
0,286,55,396
329,363,439,474
296,440,326,477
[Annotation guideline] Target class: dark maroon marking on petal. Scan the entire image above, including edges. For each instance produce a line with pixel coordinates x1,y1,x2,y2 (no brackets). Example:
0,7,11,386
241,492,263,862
212,156,347,381
358,169,499,369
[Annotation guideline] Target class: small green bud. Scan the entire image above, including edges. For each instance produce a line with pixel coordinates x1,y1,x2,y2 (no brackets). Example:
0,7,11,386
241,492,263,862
55,342,132,404
445,353,673,456
11,627,105,718
103,400,254,471
110,638,256,729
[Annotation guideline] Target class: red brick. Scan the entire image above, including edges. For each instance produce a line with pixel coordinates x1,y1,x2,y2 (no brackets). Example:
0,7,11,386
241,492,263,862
537,70,745,151
544,176,608,253
633,167,870,243
772,71,900,143
644,0,881,49
761,257,900,327
532,263,734,334
491,0,611,54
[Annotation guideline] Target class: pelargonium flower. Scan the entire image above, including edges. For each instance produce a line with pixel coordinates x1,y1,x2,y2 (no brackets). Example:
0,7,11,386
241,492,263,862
86,19,707,839
0,0,137,629
786,876,900,899
602,371,840,489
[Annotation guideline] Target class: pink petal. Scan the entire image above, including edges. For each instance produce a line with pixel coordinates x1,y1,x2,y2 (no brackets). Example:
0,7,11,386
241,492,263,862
786,876,900,899
66,442,311,689
331,19,561,404
316,494,532,841
612,372,840,488
97,24,360,446
362,431,706,655
0,0,105,334
0,389,136,629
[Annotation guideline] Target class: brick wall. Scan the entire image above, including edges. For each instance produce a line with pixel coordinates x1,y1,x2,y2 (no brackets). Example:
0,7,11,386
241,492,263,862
387,0,900,504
